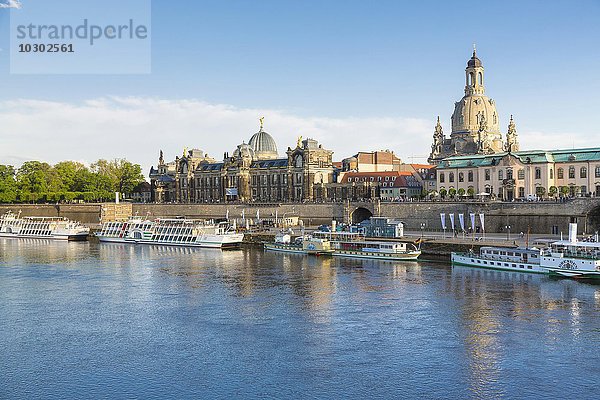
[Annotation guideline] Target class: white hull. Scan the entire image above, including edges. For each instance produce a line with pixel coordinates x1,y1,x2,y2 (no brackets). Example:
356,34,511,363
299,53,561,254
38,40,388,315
97,233,244,248
333,250,421,261
451,253,547,274
264,243,307,254
265,243,421,260
0,232,88,241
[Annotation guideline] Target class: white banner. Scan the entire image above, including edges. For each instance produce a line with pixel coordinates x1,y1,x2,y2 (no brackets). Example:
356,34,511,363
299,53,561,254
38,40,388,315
479,213,485,232
458,213,465,231
449,213,455,231
470,213,476,232
440,213,446,230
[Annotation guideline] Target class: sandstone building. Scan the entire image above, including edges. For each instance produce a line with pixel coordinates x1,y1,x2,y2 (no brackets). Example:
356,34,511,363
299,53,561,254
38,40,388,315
428,48,519,164
149,120,335,203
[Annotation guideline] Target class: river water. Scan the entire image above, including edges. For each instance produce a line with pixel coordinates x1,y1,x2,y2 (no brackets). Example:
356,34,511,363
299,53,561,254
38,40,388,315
1,239,599,399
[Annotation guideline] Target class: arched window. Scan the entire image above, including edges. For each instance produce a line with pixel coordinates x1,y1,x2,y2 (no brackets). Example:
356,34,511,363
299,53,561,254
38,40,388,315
478,72,483,85
595,165,600,178
498,170,503,180
458,172,464,182
468,171,474,182
550,169,554,179
469,72,475,86
557,168,564,179
439,173,445,183
569,166,575,179
449,172,455,183
580,167,587,178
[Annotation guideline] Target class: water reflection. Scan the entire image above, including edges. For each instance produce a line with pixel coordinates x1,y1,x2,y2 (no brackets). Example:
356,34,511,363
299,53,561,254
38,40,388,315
1,240,600,399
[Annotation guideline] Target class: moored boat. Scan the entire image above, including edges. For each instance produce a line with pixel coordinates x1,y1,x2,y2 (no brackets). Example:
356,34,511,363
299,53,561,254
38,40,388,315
96,216,244,248
264,233,334,256
313,231,421,261
0,211,89,241
265,230,420,260
451,223,600,279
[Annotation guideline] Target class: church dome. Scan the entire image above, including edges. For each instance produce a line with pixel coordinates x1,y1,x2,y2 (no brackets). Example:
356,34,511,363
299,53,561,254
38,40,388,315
451,94,500,135
467,50,482,68
249,128,278,160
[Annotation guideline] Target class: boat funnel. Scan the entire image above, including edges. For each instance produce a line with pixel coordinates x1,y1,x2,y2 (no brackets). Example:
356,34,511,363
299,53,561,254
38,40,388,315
568,223,577,243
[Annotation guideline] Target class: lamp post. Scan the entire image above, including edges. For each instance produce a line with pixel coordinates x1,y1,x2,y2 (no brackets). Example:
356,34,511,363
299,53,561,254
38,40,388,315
420,222,426,241
505,225,511,241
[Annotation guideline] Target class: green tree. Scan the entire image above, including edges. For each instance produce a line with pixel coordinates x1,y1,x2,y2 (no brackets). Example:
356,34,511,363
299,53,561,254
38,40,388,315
467,187,475,197
549,186,558,197
560,186,570,197
16,161,53,201
457,188,465,197
91,159,145,195
439,188,447,198
0,165,17,203
448,188,457,198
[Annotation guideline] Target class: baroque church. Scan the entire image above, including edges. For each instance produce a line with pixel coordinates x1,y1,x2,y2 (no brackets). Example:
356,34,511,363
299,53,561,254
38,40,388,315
428,48,519,164
149,119,335,203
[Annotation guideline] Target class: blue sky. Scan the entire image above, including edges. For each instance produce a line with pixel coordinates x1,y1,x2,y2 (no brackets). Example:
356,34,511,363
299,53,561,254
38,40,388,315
0,0,599,172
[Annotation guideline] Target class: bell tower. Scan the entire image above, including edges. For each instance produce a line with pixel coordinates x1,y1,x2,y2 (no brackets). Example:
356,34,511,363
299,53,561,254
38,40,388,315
465,45,485,96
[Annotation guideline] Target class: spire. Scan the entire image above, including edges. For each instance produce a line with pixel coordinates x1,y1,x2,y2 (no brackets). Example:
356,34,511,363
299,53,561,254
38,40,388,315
473,43,477,57
505,114,519,152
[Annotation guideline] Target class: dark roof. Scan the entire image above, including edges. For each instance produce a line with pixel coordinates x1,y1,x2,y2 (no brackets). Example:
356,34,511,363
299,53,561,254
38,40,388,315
197,163,225,172
250,158,288,168
156,175,175,183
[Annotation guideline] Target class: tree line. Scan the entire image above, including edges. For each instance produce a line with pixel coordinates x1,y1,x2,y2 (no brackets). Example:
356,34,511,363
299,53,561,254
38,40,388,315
0,159,146,203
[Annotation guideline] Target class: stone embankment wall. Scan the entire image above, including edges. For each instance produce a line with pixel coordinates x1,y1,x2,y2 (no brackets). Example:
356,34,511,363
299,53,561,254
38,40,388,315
1,199,600,234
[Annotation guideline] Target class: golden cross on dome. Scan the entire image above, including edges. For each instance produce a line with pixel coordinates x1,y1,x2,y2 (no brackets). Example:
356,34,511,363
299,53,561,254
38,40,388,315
259,116,265,129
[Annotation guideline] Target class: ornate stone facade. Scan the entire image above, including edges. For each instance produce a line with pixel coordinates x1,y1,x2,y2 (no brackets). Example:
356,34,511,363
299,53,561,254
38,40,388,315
428,48,519,164
149,120,335,203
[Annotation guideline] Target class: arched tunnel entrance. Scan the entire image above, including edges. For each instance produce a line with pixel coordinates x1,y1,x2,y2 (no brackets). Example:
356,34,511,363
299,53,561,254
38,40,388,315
351,207,373,224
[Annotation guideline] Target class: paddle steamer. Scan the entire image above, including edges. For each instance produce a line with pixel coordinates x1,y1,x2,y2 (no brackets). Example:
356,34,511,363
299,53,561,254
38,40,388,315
0,211,89,241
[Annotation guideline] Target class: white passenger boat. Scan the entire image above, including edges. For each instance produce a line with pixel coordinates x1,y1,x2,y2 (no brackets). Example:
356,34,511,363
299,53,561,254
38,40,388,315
96,216,244,248
0,211,89,241
264,233,334,256
265,231,420,260
313,231,421,261
451,223,600,279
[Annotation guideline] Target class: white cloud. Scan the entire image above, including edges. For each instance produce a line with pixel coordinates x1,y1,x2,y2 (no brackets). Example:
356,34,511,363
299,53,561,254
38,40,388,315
0,97,432,177
0,0,22,9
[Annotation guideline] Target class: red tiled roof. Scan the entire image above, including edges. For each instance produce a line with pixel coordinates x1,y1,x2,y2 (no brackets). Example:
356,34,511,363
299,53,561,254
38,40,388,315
342,171,411,178
410,164,435,169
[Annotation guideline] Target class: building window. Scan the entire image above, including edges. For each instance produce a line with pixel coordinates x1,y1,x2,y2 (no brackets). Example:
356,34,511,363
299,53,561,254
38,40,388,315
498,170,503,180
595,166,600,178
485,169,490,181
468,171,473,182
519,187,525,198
582,185,587,195
580,167,587,178
558,168,564,179
569,166,575,179
518,169,525,180
449,172,454,183
439,173,445,183
550,169,553,179
458,172,464,182
535,168,541,180
507,168,513,180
